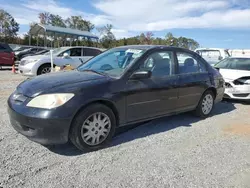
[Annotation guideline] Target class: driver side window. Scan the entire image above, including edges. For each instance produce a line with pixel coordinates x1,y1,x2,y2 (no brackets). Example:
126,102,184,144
138,51,174,77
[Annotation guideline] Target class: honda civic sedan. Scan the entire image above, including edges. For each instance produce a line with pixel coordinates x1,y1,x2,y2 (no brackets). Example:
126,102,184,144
8,45,225,151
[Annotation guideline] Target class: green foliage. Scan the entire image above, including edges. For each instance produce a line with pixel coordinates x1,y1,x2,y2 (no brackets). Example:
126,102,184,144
49,14,66,28
114,32,199,50
65,16,94,31
0,9,19,42
97,24,116,49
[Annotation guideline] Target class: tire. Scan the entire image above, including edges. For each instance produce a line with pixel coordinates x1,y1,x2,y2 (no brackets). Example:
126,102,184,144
37,64,52,75
69,104,116,152
194,90,215,118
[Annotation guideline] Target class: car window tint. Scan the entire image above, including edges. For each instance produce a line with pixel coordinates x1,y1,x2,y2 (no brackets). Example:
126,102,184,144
69,48,82,56
0,44,6,51
177,52,207,74
215,58,250,71
30,48,38,52
84,48,101,56
139,51,174,77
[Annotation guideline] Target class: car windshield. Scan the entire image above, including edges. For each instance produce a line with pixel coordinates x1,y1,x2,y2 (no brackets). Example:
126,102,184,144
214,58,250,71
77,47,146,78
15,47,30,51
43,47,68,56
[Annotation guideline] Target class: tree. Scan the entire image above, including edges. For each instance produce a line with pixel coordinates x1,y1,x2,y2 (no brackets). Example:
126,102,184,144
39,12,50,25
187,38,200,50
139,33,146,44
165,32,178,46
0,9,19,42
145,32,154,44
152,37,164,45
66,16,94,31
49,14,66,27
178,37,189,49
97,24,116,49
126,36,140,45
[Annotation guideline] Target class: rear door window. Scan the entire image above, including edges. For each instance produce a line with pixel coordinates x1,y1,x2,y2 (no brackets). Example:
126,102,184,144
177,52,207,74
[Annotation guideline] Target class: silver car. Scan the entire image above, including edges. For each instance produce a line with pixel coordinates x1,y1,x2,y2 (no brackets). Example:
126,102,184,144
18,46,103,76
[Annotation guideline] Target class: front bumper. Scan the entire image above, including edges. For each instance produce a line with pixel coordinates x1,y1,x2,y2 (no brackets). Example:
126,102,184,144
18,63,37,76
8,102,72,145
224,84,250,100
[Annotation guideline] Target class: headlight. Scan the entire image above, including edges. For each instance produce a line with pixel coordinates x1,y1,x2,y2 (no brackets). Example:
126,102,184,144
26,93,74,109
24,59,38,65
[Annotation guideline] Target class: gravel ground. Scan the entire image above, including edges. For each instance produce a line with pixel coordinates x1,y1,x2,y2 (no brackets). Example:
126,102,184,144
0,70,250,188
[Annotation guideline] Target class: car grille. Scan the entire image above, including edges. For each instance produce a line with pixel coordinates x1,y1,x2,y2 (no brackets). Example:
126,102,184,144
232,94,249,98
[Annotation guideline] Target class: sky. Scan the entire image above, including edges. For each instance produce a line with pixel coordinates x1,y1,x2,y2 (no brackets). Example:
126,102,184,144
1,0,250,49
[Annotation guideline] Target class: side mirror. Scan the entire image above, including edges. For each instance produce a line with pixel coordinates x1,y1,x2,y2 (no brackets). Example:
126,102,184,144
130,70,151,80
63,52,69,58
218,56,223,60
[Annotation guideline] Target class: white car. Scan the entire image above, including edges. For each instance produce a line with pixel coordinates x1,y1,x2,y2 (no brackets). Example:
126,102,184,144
18,46,103,76
194,48,230,66
214,57,250,100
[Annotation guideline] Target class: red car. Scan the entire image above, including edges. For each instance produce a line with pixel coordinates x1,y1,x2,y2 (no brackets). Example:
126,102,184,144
0,43,15,67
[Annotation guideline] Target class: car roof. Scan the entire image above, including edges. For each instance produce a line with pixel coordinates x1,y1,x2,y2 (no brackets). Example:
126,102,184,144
60,46,103,50
114,45,190,51
195,48,226,51
227,56,250,59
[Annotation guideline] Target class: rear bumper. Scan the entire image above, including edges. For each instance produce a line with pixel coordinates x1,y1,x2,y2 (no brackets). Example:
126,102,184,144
215,87,225,104
8,106,71,145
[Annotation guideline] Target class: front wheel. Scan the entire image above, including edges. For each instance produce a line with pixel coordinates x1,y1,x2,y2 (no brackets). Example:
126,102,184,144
194,90,215,118
37,64,52,75
69,104,116,152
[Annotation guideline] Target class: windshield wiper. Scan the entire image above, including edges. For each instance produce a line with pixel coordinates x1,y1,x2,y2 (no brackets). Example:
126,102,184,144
80,69,108,76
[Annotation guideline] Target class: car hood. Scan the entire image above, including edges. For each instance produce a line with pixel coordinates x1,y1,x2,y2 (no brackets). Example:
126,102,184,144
218,68,250,81
17,71,106,97
22,54,50,61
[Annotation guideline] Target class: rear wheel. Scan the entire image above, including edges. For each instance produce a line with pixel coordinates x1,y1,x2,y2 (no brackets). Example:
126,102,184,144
69,104,116,152
37,64,51,75
194,90,214,118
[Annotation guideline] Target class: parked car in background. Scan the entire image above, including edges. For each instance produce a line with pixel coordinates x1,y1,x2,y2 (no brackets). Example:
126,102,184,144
0,43,15,67
21,49,50,59
195,48,230,66
18,46,103,76
228,49,250,58
16,47,47,61
14,46,32,55
8,45,225,151
214,57,250,100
